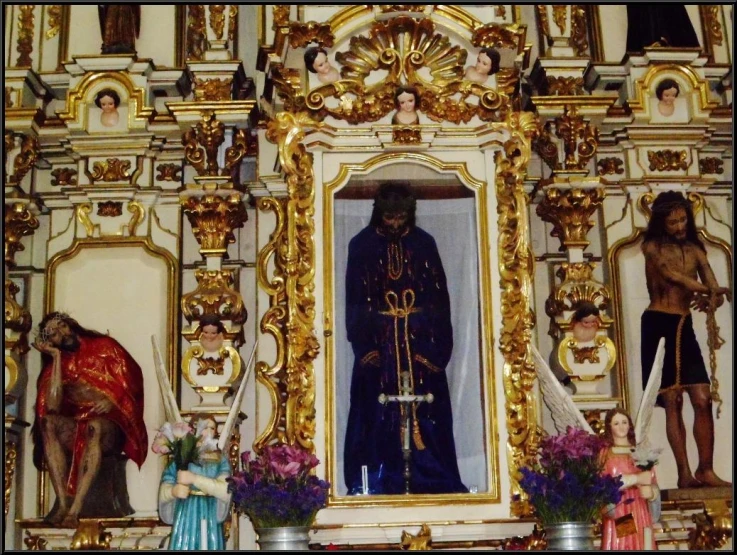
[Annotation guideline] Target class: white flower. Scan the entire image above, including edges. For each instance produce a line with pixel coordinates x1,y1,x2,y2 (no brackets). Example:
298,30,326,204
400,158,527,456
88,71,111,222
159,422,175,443
631,444,662,469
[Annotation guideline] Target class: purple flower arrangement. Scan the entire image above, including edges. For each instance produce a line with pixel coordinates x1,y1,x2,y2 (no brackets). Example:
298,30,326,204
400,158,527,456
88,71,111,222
518,427,623,524
227,444,330,528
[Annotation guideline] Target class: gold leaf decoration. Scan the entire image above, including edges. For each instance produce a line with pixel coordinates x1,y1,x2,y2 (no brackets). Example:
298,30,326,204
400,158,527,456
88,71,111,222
228,5,237,43
704,5,723,47
186,5,207,61
181,194,248,253
392,127,421,144
91,158,132,182
536,187,606,251
552,5,567,33
288,21,335,49
181,268,247,324
155,163,182,182
597,157,624,175
647,149,689,171
193,77,233,101
568,5,589,56
209,5,225,40
45,5,62,39
4,202,39,267
182,111,225,177
16,5,34,67
471,23,525,50
556,105,599,170
97,201,123,217
536,5,550,40
50,167,78,186
547,76,584,96
8,134,38,185
699,156,724,175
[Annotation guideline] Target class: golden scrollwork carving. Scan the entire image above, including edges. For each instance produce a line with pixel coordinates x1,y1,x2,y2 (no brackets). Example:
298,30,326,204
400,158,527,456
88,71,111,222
181,269,247,324
699,156,724,175
155,163,182,182
597,157,624,175
193,77,233,101
288,21,335,48
547,76,585,96
273,5,290,27
50,167,78,186
228,5,237,43
536,187,606,251
536,5,550,41
4,439,17,527
400,524,432,550
689,506,732,550
24,530,49,550
97,201,123,217
5,278,31,336
552,5,567,33
546,262,611,319
186,5,207,61
647,149,689,172
209,5,226,40
703,5,724,47
256,112,319,453
45,5,62,39
571,343,600,364
502,524,547,550
535,122,560,170
181,194,248,254
495,111,540,517
197,351,226,376
126,201,145,236
70,520,112,550
75,203,96,237
471,23,525,50
392,127,421,144
7,133,39,185
379,5,426,13
182,112,245,177
4,202,40,267
91,158,132,182
556,105,599,171
568,5,589,56
16,5,35,67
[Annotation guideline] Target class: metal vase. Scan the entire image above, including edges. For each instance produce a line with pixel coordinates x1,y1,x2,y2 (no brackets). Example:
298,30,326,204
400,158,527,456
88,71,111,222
255,526,311,551
545,522,595,551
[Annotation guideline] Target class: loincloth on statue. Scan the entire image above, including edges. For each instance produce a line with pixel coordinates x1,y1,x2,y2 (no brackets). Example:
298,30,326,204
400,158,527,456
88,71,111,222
641,310,709,407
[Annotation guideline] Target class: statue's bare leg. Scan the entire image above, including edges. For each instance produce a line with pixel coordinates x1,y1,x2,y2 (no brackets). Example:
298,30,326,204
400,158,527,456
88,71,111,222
662,389,701,488
62,418,118,528
690,385,732,487
40,415,75,525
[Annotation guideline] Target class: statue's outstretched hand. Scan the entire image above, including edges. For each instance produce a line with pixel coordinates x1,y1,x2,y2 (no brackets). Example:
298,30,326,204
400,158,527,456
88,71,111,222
33,339,60,358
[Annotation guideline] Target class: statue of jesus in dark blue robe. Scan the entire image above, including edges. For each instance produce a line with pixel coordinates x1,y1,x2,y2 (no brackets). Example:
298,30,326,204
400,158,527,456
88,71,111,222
343,183,467,495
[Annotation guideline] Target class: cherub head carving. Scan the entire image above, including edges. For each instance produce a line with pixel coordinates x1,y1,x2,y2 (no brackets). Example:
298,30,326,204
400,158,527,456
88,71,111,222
654,78,680,117
304,46,341,85
198,313,226,353
94,88,121,128
570,301,600,343
392,86,420,125
464,47,501,84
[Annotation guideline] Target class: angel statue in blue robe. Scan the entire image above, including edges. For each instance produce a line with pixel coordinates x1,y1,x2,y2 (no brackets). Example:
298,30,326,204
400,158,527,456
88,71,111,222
343,182,467,495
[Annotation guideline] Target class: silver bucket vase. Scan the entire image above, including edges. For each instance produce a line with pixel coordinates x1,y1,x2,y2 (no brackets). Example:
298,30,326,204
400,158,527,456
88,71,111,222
545,522,595,551
255,526,310,551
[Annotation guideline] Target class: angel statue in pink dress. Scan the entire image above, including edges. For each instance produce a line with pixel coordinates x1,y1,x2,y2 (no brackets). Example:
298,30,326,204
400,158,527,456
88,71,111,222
530,337,666,551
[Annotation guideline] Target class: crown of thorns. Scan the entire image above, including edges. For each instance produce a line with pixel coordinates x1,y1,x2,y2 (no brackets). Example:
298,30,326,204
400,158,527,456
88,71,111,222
375,194,416,214
651,199,691,215
37,312,71,343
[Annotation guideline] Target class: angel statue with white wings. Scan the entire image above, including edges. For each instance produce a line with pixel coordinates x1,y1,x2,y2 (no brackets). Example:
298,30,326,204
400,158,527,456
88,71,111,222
531,338,666,551
151,336,256,550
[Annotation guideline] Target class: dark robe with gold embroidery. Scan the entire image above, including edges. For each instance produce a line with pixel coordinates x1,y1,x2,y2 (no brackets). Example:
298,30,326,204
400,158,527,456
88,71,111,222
34,335,148,495
344,224,466,494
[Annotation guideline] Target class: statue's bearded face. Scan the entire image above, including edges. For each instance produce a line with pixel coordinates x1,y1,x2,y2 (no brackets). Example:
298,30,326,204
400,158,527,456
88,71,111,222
381,211,409,237
43,320,80,352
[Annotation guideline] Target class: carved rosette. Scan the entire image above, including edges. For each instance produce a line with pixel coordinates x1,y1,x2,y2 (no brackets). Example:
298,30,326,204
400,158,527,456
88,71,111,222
181,193,248,255
699,157,724,175
90,159,131,182
536,187,606,251
647,149,689,172
155,163,183,182
50,167,78,186
495,111,541,516
4,201,40,267
256,112,319,453
181,268,247,325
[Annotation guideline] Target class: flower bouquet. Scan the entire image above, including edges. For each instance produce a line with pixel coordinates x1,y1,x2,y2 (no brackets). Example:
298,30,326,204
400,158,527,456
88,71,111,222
518,426,623,524
227,444,330,528
151,421,218,470
631,444,662,471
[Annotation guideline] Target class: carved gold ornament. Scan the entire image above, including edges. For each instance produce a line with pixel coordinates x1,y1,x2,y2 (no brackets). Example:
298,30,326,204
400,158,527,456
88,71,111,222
400,524,432,550
597,157,624,175
182,344,243,389
15,5,34,67
546,262,612,319
91,158,132,182
495,111,540,516
228,5,237,42
703,5,724,47
471,23,525,50
495,6,507,19
552,5,567,33
647,149,689,172
256,112,319,453
699,157,724,175
536,187,606,251
181,193,248,254
4,202,40,267
209,5,226,40
5,279,31,335
155,163,183,182
24,530,49,550
558,335,616,380
536,6,550,41
182,112,248,177
272,5,290,27
4,440,18,528
50,167,77,186
97,201,123,217
197,351,226,376
556,105,599,171
181,268,247,325
186,5,207,61
70,520,112,550
689,506,732,550
547,76,585,96
288,21,335,48
6,133,38,185
193,77,233,101
379,5,426,13
568,5,589,56
45,5,62,39
392,127,421,144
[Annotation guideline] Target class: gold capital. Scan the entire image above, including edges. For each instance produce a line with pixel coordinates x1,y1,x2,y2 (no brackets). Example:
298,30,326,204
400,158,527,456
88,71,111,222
536,187,605,251
181,192,247,255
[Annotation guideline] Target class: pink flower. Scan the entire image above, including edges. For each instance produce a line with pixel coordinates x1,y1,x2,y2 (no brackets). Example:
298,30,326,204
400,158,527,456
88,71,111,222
172,421,192,439
271,460,301,479
152,433,171,455
159,422,175,442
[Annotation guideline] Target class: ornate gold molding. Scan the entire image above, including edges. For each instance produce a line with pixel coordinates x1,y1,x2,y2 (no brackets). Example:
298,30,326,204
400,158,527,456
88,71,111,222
193,77,233,101
209,5,226,40
181,268,247,324
272,5,290,27
50,167,77,186
547,76,584,96
228,5,237,43
703,5,723,47
568,5,589,56
182,112,247,177
15,5,35,67
647,149,689,172
97,201,123,218
556,106,598,171
536,5,550,41
552,5,567,33
4,439,18,529
45,5,62,39
288,21,335,49
70,520,112,550
256,112,319,453
689,505,732,550
699,156,724,175
91,158,131,182
155,163,182,182
471,23,526,50
4,202,40,267
5,278,31,336
546,262,612,319
6,133,38,185
24,530,48,550
495,111,540,517
400,524,432,550
186,5,207,61
181,193,248,255
392,127,421,144
536,187,606,251
597,157,624,175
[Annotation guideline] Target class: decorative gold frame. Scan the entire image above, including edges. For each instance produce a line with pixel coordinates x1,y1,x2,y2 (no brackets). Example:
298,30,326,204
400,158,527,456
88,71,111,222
322,152,500,506
627,64,719,114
